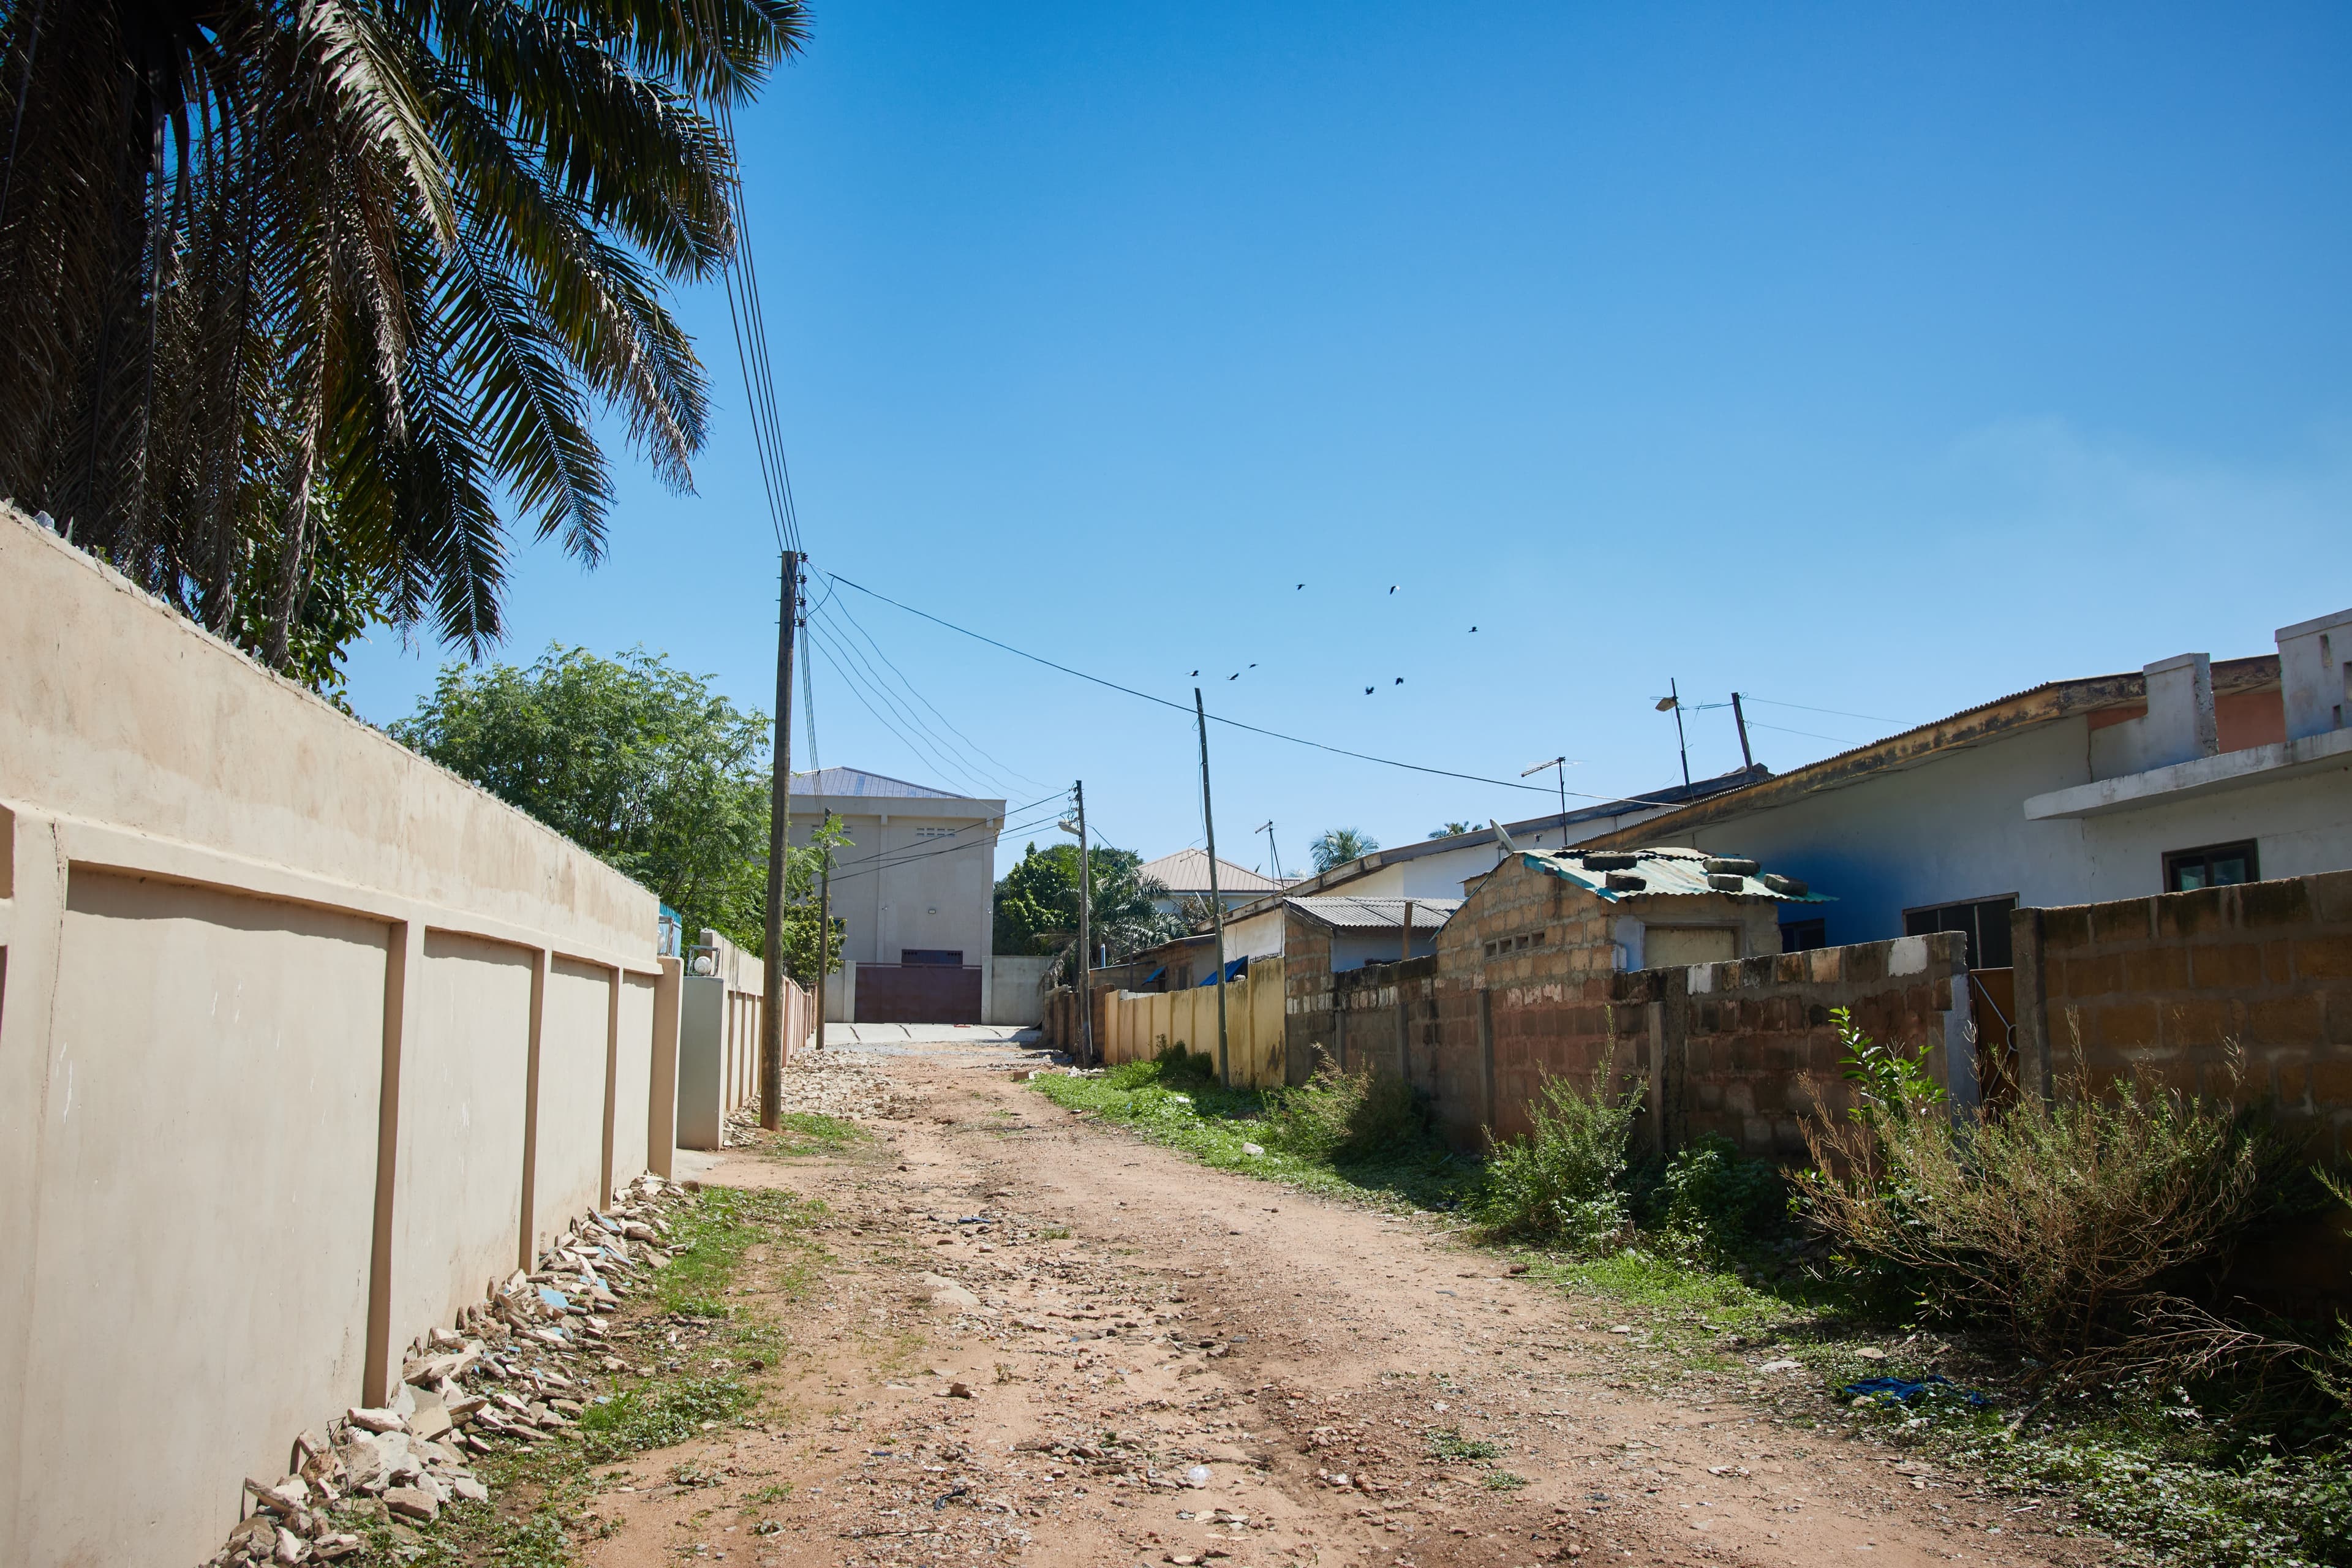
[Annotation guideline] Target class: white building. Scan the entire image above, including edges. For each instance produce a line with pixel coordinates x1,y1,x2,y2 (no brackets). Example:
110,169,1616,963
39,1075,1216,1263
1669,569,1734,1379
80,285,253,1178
1221,766,1764,914
1583,611,2352,967
788,767,1005,1023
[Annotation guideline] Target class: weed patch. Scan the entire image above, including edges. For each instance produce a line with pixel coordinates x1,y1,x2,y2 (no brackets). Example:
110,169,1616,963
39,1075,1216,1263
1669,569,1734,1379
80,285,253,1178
1427,1427,1502,1461
1027,1057,1475,1209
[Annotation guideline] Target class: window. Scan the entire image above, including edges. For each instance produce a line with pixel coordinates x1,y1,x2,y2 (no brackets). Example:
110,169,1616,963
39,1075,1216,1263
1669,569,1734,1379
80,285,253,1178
1903,896,2016,970
913,826,960,841
2165,841,2259,893
900,949,963,967
1779,917,1828,952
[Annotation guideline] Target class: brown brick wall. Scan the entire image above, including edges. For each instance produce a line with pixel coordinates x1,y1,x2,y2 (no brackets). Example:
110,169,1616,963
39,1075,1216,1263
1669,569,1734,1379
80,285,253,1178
2016,868,2352,1153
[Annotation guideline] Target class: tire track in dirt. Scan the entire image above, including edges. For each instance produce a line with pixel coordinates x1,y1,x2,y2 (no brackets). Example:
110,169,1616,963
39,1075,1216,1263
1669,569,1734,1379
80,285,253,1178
580,1045,2113,1568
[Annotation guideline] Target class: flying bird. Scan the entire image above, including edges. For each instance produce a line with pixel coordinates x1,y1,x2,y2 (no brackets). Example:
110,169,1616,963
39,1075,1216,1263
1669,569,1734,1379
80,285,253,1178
1229,673,1239,680
1363,686,1374,695
1189,669,1199,676
1469,625,1478,633
1394,677,1404,685
1295,583,1305,590
1388,585,1398,594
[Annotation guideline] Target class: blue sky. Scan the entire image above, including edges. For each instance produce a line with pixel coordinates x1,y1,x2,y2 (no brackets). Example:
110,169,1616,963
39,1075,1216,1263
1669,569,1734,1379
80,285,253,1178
344,1,2352,878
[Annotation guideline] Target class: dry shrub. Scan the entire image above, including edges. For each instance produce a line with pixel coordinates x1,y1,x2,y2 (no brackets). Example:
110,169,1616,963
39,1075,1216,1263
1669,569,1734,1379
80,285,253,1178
1801,1050,2298,1366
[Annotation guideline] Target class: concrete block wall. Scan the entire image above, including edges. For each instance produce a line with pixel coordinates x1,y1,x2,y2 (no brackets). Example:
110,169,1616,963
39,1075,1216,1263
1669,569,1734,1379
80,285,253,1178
2015,869,2352,1152
1665,932,1973,1157
0,510,686,1568
1420,932,1972,1158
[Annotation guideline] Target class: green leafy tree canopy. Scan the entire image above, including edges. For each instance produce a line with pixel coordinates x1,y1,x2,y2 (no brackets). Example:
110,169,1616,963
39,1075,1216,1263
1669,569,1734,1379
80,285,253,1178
392,643,824,957
994,842,1183,978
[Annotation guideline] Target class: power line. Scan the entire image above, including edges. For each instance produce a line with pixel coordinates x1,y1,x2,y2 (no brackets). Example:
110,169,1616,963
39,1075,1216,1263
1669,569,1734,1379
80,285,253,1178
805,624,1003,799
818,595,1053,793
826,574,1703,807
1743,717,1856,745
821,804,1072,887
817,789,1069,870
807,605,1024,799
1743,695,1916,728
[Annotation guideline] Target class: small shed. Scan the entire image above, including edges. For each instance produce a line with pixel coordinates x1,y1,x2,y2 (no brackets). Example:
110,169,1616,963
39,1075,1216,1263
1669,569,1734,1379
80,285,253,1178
1424,843,1832,1144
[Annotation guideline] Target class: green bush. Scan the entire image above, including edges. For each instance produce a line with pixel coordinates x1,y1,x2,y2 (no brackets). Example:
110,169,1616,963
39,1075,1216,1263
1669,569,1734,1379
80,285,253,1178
1645,1134,1789,1259
1801,1031,2304,1363
1476,1063,1642,1250
1265,1066,1431,1163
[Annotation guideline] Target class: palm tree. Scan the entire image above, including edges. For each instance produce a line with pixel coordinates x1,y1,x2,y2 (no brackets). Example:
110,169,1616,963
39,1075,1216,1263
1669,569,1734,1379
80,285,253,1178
1309,826,1380,873
1428,821,1472,839
0,0,804,675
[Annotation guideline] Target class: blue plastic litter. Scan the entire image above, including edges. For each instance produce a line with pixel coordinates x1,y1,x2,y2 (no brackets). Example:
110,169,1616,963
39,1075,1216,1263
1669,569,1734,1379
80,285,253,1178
1838,1374,1990,1408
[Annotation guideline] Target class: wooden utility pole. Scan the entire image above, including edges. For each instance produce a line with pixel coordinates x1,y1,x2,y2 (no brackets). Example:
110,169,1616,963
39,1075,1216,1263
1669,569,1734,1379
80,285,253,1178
760,550,802,1129
1730,691,1756,771
1075,780,1094,1068
1193,689,1231,1085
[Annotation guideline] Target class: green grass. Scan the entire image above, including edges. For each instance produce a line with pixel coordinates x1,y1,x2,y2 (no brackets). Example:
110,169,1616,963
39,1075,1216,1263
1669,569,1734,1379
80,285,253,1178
577,1375,755,1462
767,1112,865,1156
1026,1055,1477,1210
654,1186,824,1318
1427,1427,1502,1461
350,1187,821,1567
1482,1470,1530,1491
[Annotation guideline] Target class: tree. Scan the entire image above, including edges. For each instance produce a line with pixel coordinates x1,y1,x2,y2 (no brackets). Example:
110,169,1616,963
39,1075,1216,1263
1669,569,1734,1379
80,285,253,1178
0,0,806,678
1429,821,1472,839
994,842,1183,977
391,644,822,955
1309,826,1381,873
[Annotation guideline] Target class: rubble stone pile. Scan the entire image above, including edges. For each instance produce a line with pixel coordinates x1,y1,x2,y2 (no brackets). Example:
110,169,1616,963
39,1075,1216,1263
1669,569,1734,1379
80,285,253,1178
203,1173,696,1566
723,1047,917,1140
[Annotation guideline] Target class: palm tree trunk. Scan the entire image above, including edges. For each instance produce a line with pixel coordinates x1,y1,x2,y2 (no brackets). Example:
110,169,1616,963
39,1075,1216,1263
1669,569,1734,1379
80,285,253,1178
263,415,317,671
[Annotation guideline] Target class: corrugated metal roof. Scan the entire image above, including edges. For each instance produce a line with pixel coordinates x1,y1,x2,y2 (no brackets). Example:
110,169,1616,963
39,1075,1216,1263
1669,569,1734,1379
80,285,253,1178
1283,896,1463,930
1525,846,1831,905
791,767,968,799
1140,849,1290,894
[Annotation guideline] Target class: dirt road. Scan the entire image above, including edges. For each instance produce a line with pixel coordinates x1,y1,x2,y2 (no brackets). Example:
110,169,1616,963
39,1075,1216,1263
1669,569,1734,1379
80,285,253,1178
580,1040,2105,1568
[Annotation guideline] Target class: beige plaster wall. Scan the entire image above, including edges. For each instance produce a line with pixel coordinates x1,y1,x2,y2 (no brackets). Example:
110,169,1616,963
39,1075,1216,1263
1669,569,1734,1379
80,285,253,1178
533,958,616,1251
391,931,535,1338
0,509,686,1568
612,972,657,1183
24,873,388,1567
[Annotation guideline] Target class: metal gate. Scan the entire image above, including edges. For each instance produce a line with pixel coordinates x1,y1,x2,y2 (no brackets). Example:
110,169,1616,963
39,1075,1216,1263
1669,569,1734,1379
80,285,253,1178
853,963,984,1024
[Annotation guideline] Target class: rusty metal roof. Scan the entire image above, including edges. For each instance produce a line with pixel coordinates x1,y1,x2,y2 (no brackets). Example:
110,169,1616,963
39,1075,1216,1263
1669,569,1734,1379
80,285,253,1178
1282,896,1463,930
1525,846,1831,905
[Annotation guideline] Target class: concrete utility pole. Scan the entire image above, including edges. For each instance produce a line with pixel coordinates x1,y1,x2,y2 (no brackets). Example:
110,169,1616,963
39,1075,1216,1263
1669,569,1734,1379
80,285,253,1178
1194,689,1231,1085
1730,691,1756,771
1075,781,1093,1069
760,550,802,1129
